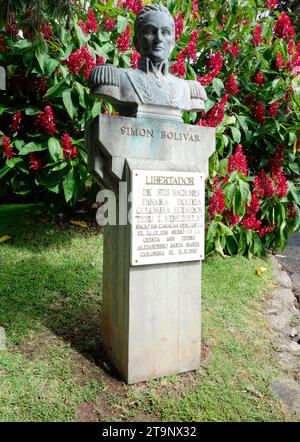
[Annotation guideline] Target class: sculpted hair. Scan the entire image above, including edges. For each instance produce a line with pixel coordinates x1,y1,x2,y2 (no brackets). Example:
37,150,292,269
133,4,175,48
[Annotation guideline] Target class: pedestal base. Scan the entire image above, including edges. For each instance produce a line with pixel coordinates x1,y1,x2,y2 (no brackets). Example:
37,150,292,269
102,223,201,384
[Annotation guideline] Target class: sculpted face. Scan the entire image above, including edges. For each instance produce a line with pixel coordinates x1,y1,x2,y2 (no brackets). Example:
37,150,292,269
136,11,175,64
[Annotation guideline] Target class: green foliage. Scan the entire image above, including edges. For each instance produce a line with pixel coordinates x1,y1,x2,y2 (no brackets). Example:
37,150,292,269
0,0,299,255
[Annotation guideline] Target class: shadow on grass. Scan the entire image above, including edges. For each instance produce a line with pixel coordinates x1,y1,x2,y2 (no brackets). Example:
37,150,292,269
0,204,121,381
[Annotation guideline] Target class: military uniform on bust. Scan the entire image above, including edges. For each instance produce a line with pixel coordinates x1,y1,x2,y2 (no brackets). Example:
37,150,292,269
88,4,207,121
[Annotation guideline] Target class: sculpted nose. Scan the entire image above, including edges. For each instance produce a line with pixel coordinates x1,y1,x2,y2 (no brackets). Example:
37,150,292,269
154,30,162,43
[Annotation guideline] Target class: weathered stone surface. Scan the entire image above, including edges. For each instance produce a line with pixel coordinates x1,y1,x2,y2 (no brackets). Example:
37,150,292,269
0,67,5,91
271,379,300,415
87,115,215,192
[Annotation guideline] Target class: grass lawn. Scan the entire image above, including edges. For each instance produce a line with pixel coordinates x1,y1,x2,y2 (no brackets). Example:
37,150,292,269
0,203,297,422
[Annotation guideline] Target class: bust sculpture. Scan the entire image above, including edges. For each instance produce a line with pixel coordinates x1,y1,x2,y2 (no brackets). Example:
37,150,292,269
88,4,207,120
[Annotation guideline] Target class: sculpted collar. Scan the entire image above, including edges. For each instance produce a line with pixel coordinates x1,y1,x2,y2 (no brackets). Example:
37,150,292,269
138,57,169,76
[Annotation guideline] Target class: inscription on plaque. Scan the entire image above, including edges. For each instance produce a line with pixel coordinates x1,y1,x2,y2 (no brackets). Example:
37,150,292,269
131,170,205,266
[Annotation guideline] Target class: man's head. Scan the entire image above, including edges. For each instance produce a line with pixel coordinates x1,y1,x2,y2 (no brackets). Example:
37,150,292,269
134,5,175,64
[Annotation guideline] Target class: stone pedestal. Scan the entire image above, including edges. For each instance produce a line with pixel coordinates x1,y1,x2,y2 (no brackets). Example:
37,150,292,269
86,114,215,384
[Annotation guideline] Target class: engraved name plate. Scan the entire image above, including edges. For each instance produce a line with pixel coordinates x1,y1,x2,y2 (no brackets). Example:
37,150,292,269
131,170,205,266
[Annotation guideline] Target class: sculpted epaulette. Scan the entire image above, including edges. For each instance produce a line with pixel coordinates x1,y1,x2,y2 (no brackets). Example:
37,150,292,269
187,80,207,101
89,64,120,89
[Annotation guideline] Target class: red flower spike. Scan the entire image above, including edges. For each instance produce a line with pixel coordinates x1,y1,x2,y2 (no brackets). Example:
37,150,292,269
117,25,131,53
40,22,53,40
1,134,14,159
225,73,238,95
10,111,22,133
255,101,265,124
276,52,284,69
274,12,295,39
175,12,183,41
228,144,248,176
28,153,42,172
254,72,264,86
61,133,78,160
267,0,277,8
34,106,56,135
170,51,186,78
252,24,262,46
209,188,225,218
130,50,140,69
87,9,98,33
268,101,280,118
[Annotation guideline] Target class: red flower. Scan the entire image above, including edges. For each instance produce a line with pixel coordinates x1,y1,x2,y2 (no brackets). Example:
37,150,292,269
255,102,265,124
170,51,186,78
1,134,14,159
67,48,85,75
87,9,98,33
267,0,277,8
287,203,296,219
198,51,223,86
67,46,95,80
36,77,48,95
198,94,228,127
175,12,183,41
183,30,198,63
6,15,19,36
122,0,143,14
102,14,116,31
117,25,131,52
209,188,225,217
225,209,240,226
268,101,280,118
258,225,274,237
130,50,140,69
192,0,199,20
228,144,248,176
252,24,262,46
81,46,96,80
276,52,284,68
254,72,264,86
231,41,239,57
40,22,53,40
78,19,88,36
61,133,78,160
10,111,22,133
254,169,274,198
28,153,42,172
271,167,288,198
96,55,106,65
274,12,295,39
288,39,294,56
34,106,56,135
241,192,261,231
225,73,238,95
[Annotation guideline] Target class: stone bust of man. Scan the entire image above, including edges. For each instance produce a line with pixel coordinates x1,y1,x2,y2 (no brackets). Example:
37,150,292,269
88,4,206,120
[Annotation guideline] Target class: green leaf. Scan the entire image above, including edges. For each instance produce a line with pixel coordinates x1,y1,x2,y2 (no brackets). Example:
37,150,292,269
63,168,76,202
117,16,128,34
206,220,217,244
6,157,23,168
44,80,67,99
13,40,32,50
0,104,7,115
231,127,241,143
91,101,102,118
25,106,41,116
74,81,86,109
48,137,63,161
62,89,76,119
35,50,49,73
19,142,46,155
0,165,11,179
212,78,224,97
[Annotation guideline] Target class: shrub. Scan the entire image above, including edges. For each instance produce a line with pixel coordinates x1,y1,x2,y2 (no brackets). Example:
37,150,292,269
0,0,299,255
